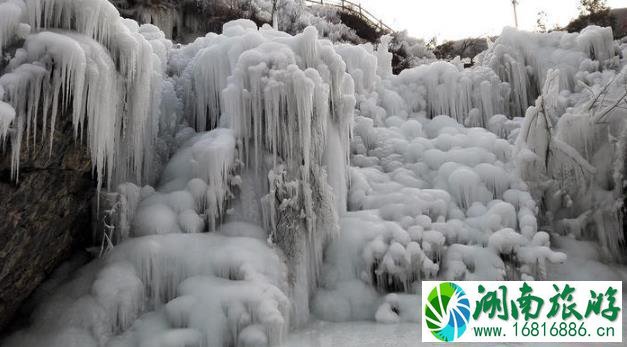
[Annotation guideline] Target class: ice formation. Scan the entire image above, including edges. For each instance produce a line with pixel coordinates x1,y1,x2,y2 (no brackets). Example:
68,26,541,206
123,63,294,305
0,0,173,190
110,0,362,44
3,232,290,347
515,65,627,259
3,4,355,344
1,0,627,345
312,26,624,322
478,26,619,116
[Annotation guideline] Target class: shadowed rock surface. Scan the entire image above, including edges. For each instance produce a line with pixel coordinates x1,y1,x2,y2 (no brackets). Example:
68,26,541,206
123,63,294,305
0,113,95,331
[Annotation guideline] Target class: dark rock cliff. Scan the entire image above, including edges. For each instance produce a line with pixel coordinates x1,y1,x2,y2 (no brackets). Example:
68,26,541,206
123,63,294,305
0,113,95,331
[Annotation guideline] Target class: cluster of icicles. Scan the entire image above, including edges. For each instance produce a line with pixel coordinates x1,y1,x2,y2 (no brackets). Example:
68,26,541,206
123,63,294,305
1,1,356,345
0,0,166,191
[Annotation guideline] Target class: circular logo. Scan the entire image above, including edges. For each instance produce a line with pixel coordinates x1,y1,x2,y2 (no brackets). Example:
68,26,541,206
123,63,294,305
424,282,471,342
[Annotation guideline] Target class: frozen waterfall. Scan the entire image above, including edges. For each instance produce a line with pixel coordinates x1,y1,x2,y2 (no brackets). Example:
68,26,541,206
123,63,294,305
1,0,626,346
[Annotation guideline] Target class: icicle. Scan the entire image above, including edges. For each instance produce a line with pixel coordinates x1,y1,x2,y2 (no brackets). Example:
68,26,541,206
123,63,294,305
190,129,236,229
0,62,48,180
478,26,618,116
0,101,15,143
376,35,394,79
0,0,166,191
0,0,24,56
393,61,507,122
187,44,232,131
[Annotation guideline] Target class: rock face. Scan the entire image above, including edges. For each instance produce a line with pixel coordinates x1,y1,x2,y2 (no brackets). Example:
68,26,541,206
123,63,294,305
112,0,268,43
0,114,95,331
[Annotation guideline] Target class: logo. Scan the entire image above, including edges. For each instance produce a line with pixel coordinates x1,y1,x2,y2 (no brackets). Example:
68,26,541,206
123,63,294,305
422,281,622,343
424,282,471,342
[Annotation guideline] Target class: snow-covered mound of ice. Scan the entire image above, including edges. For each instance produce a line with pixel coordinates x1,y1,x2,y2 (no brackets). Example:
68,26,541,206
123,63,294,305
170,18,358,327
313,111,566,322
4,127,291,347
3,232,289,347
392,62,510,125
110,128,236,242
515,64,627,260
478,25,620,116
307,36,575,323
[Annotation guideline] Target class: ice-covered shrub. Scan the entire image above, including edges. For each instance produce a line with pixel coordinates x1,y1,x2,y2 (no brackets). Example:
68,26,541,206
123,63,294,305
515,64,627,259
478,26,619,116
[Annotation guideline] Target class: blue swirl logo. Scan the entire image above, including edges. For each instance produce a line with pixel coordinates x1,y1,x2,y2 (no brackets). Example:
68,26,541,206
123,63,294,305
424,282,471,342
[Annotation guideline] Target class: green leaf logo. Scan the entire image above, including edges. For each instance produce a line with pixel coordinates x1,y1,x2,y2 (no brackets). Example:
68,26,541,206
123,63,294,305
425,282,471,342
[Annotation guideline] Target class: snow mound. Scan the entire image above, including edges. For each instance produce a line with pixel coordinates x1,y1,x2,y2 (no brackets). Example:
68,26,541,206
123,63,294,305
5,128,286,347
478,26,618,116
3,233,289,347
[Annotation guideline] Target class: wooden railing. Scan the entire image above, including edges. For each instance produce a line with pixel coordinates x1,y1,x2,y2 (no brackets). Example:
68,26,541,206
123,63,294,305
305,0,395,34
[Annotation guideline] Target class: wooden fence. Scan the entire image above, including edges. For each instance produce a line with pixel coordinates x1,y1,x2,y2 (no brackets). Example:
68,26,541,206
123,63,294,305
304,0,395,34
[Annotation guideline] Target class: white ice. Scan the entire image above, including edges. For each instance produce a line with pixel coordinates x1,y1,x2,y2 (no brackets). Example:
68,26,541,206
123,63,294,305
1,1,626,346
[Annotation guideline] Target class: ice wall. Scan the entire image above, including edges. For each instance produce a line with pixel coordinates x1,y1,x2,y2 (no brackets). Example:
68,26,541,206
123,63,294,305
392,62,511,125
177,21,355,326
2,2,357,341
477,26,626,260
478,26,619,116
3,233,290,347
0,0,172,191
515,65,627,259
310,37,568,324
3,124,294,347
2,1,626,344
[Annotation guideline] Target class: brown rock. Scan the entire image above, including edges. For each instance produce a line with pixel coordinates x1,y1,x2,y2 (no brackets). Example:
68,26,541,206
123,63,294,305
0,113,95,331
